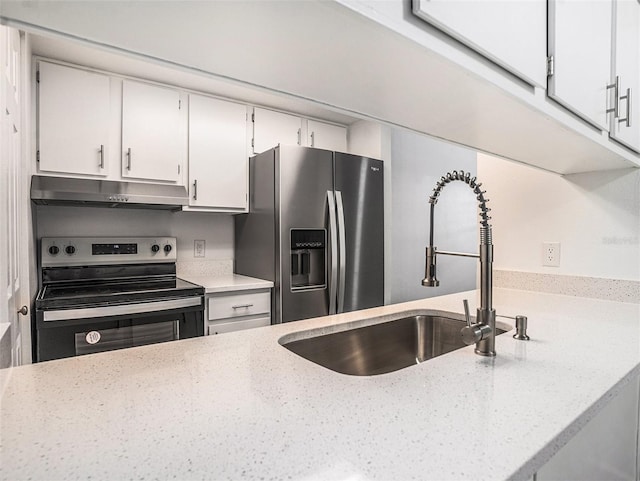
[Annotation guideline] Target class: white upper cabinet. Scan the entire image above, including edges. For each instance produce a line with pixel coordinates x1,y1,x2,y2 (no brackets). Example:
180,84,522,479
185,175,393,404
548,0,613,131
187,94,248,212
609,0,640,152
37,61,110,176
307,120,347,152
412,0,547,87
121,80,183,183
252,107,302,154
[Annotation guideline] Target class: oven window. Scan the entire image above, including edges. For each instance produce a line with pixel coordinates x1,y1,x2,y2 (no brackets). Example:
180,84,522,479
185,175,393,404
74,320,179,356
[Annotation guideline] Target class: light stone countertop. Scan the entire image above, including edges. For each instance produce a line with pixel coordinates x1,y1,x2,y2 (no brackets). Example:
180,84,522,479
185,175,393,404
1,288,640,481
179,273,273,294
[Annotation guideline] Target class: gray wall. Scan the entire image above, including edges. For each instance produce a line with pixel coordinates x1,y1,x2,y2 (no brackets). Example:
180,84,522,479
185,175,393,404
390,129,478,304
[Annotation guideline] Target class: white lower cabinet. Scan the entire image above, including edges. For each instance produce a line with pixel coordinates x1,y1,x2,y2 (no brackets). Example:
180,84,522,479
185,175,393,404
536,375,640,480
207,288,271,335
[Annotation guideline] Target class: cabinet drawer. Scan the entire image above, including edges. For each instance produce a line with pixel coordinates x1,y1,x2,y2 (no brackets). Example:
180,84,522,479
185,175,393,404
208,316,271,335
207,291,270,321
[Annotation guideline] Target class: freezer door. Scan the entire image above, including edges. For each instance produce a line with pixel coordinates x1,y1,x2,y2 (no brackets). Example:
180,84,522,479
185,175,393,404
277,146,335,323
334,153,384,312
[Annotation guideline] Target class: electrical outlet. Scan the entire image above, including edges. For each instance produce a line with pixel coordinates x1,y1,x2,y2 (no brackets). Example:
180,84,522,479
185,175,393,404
542,242,560,267
194,240,206,258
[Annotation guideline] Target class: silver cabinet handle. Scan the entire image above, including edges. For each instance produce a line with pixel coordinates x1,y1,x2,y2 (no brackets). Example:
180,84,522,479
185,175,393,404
335,190,346,314
232,304,253,309
193,179,198,200
99,145,105,169
126,148,132,170
327,191,338,315
310,131,315,147
619,88,631,127
607,76,620,118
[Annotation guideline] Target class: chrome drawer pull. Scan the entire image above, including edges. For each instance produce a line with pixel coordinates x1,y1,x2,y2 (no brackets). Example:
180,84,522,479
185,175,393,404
232,304,254,309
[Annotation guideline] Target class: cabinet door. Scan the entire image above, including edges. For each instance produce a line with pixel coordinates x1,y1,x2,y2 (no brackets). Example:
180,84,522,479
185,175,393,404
37,61,110,176
412,0,547,87
307,120,347,152
188,95,248,210
548,0,613,131
610,0,640,152
536,375,639,480
252,107,302,154
122,80,182,183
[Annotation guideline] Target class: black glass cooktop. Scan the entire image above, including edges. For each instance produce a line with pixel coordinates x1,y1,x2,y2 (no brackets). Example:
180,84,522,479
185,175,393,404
36,277,204,310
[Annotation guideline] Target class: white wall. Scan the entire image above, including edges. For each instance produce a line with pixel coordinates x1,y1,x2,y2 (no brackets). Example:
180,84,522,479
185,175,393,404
390,129,477,303
34,206,234,264
478,153,640,281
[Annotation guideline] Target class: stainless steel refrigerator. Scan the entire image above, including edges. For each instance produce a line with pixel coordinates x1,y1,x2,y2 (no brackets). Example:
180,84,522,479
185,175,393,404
235,145,384,324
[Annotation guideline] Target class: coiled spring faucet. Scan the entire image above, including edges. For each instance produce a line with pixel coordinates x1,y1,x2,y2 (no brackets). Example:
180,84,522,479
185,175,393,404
423,170,496,357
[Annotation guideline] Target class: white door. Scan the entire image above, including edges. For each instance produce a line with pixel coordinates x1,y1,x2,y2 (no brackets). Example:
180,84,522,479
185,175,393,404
122,80,182,183
1,26,28,369
252,107,302,154
307,120,347,152
37,61,110,176
412,0,547,87
548,0,613,131
188,94,248,211
610,0,640,152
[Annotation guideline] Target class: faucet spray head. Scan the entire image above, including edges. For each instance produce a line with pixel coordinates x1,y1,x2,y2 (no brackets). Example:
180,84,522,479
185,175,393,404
422,246,439,287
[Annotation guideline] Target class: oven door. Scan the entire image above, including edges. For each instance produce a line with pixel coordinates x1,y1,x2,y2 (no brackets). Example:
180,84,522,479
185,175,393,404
35,297,204,362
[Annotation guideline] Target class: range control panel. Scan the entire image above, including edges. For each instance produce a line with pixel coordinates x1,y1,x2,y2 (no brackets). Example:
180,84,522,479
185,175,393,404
41,237,177,267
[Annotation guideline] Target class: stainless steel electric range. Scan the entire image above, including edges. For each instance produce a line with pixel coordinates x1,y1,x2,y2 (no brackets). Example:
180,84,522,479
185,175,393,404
34,237,204,362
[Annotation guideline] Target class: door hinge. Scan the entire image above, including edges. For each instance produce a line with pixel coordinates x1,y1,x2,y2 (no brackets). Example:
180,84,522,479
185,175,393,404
178,164,181,174
251,112,255,123
251,138,254,148
36,150,40,162
547,56,554,77
178,99,182,110
36,71,40,83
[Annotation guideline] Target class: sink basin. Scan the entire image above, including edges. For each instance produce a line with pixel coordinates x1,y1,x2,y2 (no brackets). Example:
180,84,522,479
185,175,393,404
281,313,511,376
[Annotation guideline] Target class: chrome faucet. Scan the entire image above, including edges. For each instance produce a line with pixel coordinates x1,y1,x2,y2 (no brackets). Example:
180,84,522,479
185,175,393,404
422,170,496,357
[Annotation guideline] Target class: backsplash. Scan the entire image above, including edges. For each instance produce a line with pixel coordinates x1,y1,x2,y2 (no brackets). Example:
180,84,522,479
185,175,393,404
176,259,233,278
494,270,640,304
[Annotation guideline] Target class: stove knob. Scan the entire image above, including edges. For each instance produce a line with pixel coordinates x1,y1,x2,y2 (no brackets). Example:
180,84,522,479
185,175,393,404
65,245,76,255
151,244,160,253
48,245,59,256
164,244,172,254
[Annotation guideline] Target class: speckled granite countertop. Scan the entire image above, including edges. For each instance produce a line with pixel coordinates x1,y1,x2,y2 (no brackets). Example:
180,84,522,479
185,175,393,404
179,273,273,294
1,288,639,481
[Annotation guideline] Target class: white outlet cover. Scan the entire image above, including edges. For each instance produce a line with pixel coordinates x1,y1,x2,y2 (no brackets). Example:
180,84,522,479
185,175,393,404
194,240,206,258
542,242,560,267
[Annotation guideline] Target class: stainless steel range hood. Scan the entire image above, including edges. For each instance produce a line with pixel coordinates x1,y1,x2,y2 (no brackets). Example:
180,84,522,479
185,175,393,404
31,176,188,211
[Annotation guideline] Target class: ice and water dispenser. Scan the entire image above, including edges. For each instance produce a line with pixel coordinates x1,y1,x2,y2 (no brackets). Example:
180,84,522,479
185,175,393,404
290,229,326,290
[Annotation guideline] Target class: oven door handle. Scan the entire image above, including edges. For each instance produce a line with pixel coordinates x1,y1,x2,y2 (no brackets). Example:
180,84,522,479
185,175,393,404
42,297,202,322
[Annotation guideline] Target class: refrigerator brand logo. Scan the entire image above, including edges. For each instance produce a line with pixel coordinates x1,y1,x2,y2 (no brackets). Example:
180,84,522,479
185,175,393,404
370,166,380,172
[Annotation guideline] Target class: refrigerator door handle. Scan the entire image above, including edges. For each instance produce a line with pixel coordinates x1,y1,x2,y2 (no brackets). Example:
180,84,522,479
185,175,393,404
327,191,338,315
335,191,347,314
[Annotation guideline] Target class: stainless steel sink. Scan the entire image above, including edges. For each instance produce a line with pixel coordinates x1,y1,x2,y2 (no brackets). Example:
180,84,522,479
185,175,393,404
281,314,511,376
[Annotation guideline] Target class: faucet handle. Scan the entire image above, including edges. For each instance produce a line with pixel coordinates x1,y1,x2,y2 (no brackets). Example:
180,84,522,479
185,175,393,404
463,299,471,327
460,299,492,345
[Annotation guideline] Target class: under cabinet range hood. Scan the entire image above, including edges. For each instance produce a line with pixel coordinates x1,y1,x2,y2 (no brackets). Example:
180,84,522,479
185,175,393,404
30,176,188,210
